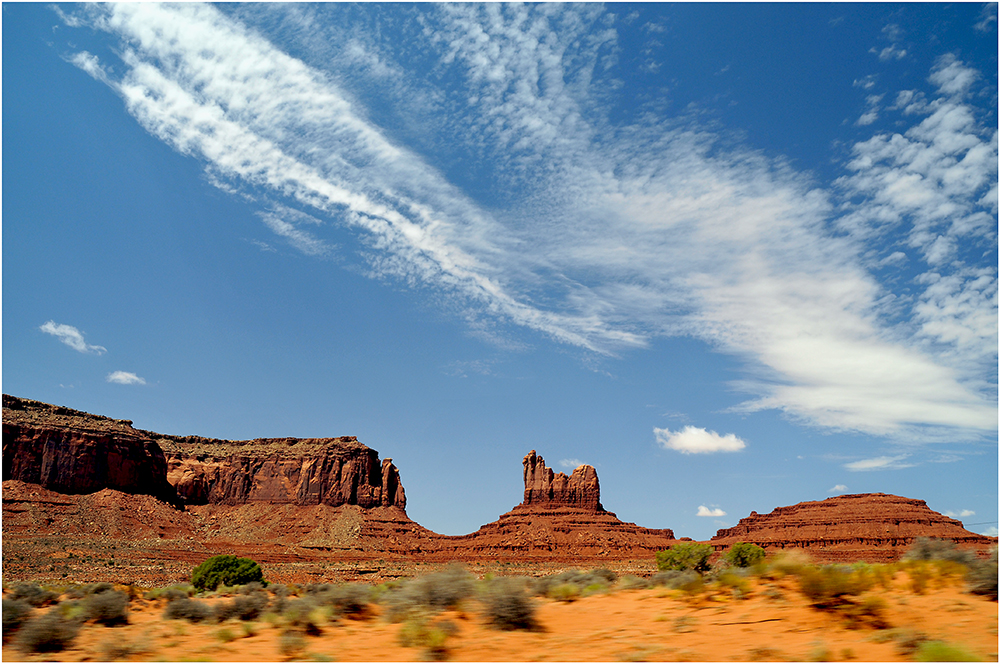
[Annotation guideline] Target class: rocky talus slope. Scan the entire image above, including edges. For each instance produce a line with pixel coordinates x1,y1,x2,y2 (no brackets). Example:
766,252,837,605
710,493,996,562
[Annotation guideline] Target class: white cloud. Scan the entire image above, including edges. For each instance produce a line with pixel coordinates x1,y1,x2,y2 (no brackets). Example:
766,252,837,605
829,484,848,493
843,455,915,471
257,205,332,257
62,5,997,443
943,509,976,518
39,321,107,355
559,458,586,470
655,426,746,454
106,371,146,385
696,505,726,517
974,4,997,32
982,526,998,537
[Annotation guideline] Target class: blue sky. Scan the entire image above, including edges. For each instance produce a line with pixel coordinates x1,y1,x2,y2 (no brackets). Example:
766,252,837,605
3,3,997,541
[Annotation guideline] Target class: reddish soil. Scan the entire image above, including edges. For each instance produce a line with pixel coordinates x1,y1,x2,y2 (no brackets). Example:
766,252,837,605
3,573,997,662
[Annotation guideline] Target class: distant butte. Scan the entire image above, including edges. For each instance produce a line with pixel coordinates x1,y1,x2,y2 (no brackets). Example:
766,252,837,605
2,395,995,585
709,493,995,563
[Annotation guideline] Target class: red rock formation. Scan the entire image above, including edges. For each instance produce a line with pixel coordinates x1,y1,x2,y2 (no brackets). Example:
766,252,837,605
2,395,178,504
710,493,995,562
522,450,602,510
158,437,406,510
441,450,675,559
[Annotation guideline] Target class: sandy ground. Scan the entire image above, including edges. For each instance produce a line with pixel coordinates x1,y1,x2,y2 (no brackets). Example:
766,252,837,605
4,574,997,662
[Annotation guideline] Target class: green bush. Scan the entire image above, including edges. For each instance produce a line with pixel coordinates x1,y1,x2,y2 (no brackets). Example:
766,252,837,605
915,641,982,662
213,593,269,622
191,555,265,592
656,543,713,573
724,542,766,568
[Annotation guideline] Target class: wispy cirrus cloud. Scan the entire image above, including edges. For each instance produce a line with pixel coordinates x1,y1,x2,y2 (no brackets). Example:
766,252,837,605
844,455,915,472
40,321,107,355
61,4,996,443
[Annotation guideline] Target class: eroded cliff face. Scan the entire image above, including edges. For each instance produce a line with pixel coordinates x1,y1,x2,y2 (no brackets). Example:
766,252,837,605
2,395,406,512
2,396,178,504
710,493,995,562
159,437,405,509
522,450,603,510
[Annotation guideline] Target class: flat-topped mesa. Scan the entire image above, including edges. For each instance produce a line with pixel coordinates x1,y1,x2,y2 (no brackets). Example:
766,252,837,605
3,395,179,505
522,450,603,511
710,493,995,562
159,437,406,510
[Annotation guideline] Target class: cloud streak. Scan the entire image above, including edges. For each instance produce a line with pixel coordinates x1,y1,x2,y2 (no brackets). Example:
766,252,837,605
62,4,997,442
106,371,146,385
40,321,107,355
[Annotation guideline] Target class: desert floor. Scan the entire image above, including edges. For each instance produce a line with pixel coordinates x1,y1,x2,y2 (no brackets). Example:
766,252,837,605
3,571,998,663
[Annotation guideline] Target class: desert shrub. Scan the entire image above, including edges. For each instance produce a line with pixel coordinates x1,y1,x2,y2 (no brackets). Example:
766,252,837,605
3,599,33,642
656,543,713,573
724,542,766,568
797,565,874,608
398,615,457,661
191,554,265,592
145,584,194,601
278,629,307,658
239,581,265,595
617,575,651,590
915,641,982,662
65,582,114,600
14,610,80,653
838,596,890,630
714,570,750,599
966,548,997,601
381,565,476,621
762,549,813,579
281,598,324,635
893,630,929,656
548,583,582,602
83,589,129,626
8,582,59,607
650,570,703,593
482,577,536,631
904,538,979,566
100,639,147,661
531,569,615,597
214,592,269,622
308,583,372,618
907,562,932,595
163,597,213,623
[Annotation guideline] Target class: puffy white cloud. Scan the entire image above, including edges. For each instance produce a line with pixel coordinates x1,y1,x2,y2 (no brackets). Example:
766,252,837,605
982,526,998,537
655,426,746,454
39,321,107,355
829,484,849,493
106,371,146,385
696,505,726,517
943,509,975,518
843,455,914,471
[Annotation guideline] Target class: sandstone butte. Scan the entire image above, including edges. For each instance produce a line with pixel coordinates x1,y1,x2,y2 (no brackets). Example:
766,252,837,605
2,395,994,585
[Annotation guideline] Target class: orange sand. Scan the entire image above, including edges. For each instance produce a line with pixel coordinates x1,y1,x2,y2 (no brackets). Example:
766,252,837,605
4,575,997,662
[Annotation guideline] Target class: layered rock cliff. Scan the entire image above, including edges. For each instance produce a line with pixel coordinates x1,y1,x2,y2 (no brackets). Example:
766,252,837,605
158,437,405,509
710,493,995,562
2,395,178,504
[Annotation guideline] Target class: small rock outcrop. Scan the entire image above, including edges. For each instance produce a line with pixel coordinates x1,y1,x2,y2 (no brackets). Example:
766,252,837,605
522,450,602,510
2,395,178,504
710,493,995,562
